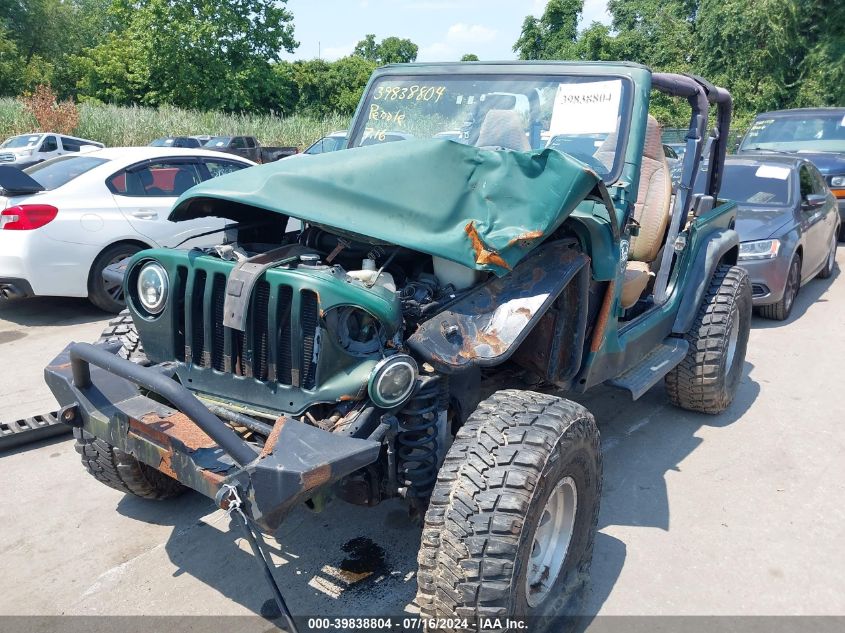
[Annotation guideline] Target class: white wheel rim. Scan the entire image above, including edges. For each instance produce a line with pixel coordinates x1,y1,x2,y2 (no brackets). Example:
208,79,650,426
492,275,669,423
525,476,578,607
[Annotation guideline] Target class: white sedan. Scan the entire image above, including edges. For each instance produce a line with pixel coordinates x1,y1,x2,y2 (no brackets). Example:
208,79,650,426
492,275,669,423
0,147,254,312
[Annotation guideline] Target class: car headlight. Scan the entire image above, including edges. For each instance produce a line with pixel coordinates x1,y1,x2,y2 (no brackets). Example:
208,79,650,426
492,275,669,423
136,262,168,314
739,239,781,260
368,355,418,408
329,306,382,355
831,176,845,187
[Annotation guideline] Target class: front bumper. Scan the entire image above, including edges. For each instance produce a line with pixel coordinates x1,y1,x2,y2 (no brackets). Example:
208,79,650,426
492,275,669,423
45,342,381,532
739,255,791,306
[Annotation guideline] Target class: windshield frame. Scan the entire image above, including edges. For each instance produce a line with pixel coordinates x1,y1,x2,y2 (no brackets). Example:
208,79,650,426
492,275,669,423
348,70,635,185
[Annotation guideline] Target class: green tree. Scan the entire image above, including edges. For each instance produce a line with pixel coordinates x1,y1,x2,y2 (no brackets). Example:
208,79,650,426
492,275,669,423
74,0,298,111
0,27,23,95
283,56,376,116
353,34,379,62
460,53,479,61
513,0,583,60
377,37,418,63
353,34,418,64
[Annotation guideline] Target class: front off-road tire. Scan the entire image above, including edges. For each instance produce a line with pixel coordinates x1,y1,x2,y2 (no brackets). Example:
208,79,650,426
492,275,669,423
75,310,184,498
95,309,148,365
416,390,602,632
666,264,751,414
74,428,186,499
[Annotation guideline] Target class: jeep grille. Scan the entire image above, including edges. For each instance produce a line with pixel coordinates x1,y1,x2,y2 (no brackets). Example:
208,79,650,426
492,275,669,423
175,265,320,389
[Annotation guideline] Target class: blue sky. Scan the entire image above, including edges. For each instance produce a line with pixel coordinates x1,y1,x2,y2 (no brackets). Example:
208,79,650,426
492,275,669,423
281,0,611,63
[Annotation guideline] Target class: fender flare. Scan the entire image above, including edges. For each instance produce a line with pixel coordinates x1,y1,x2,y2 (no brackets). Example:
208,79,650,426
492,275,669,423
407,240,590,374
672,228,739,334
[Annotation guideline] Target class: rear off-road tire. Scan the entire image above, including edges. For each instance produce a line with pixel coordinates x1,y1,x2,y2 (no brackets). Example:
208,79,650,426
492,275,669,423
416,390,602,632
74,428,186,499
666,264,751,414
95,309,148,365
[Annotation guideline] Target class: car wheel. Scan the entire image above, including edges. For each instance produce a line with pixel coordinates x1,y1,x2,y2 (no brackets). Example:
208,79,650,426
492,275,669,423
416,390,601,631
665,264,751,414
95,309,148,365
88,243,142,313
758,254,801,321
74,427,186,499
817,231,837,280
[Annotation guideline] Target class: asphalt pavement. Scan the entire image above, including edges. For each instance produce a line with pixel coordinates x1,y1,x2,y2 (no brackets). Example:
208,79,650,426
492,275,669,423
1,251,843,621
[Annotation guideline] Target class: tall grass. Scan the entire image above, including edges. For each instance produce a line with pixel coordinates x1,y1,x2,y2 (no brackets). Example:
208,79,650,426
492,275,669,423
0,98,349,149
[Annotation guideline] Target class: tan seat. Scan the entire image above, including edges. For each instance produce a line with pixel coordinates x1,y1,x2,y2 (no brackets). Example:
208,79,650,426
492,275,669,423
476,109,530,151
611,115,673,308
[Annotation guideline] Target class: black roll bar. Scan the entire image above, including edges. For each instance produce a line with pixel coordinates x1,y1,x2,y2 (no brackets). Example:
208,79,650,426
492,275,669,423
69,342,259,468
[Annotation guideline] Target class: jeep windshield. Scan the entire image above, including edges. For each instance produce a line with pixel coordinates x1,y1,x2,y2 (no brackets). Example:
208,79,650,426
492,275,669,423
348,73,631,181
741,112,845,153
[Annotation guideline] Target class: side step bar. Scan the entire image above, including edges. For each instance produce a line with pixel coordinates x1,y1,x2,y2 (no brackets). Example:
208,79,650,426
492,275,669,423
0,411,68,451
606,338,689,400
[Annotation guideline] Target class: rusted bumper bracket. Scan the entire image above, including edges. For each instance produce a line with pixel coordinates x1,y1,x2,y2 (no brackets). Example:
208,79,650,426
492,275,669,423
45,342,381,532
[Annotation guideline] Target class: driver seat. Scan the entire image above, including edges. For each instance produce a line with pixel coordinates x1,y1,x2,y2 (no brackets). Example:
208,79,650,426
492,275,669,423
618,115,673,308
476,109,530,151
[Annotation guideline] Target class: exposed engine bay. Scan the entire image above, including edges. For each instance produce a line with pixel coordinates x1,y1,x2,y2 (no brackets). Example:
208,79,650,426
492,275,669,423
188,221,488,505
211,221,489,332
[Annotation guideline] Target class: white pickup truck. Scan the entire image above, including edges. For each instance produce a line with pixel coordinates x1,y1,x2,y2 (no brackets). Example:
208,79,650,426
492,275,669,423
0,132,104,168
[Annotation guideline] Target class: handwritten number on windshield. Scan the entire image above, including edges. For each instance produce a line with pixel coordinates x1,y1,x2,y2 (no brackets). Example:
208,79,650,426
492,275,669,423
373,85,446,102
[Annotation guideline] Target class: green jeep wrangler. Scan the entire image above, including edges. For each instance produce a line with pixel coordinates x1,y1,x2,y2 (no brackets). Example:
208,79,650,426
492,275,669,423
46,62,749,629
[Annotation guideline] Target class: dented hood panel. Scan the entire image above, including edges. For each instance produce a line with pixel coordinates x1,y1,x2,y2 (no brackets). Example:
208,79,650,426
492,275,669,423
171,139,601,275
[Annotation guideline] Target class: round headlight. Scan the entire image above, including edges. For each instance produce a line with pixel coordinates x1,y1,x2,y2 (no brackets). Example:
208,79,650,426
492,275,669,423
368,355,418,408
136,262,168,314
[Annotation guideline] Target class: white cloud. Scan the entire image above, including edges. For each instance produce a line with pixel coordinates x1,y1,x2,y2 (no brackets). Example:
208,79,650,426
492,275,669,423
446,23,498,44
419,21,498,61
582,0,610,25
320,42,356,61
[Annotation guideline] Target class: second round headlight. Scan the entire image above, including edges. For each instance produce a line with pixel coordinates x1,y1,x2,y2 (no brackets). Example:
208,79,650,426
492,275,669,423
136,262,169,314
368,355,418,408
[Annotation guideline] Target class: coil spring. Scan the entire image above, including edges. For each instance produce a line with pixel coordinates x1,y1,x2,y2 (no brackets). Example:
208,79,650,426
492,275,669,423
396,377,442,498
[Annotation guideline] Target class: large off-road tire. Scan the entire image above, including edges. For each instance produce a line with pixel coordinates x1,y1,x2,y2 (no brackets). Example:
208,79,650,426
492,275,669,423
816,230,837,280
74,428,186,499
88,242,142,313
757,254,800,321
416,390,602,632
666,264,751,414
95,309,149,365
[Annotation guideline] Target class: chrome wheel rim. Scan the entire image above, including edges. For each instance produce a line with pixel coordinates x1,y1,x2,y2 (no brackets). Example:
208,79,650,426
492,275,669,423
525,476,578,607
103,253,132,301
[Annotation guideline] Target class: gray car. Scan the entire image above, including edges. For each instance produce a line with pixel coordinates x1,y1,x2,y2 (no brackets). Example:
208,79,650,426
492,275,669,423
718,154,840,320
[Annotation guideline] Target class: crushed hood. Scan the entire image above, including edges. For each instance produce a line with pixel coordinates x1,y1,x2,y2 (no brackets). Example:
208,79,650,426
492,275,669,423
171,139,602,275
